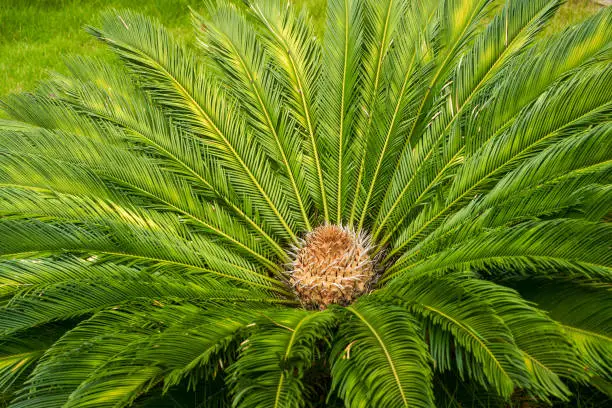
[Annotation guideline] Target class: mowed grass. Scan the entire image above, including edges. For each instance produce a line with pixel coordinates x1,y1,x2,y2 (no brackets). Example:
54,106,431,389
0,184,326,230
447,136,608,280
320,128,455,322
0,0,604,97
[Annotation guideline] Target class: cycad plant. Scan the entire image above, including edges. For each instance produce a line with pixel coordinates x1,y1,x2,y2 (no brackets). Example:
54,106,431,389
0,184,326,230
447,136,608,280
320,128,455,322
0,0,610,406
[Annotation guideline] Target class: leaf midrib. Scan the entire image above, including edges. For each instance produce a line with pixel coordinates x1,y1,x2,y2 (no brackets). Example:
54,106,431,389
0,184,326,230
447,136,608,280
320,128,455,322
349,306,408,407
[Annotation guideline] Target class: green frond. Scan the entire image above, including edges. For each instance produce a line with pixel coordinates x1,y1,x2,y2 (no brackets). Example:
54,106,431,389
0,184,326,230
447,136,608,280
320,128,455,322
381,17,612,254
230,309,336,408
87,10,301,241
8,303,264,408
483,123,612,208
465,6,612,153
392,124,611,266
331,300,434,407
397,0,493,151
246,0,328,222
348,0,409,228
40,56,288,258
193,4,313,230
0,346,41,394
581,184,612,221
318,0,365,224
387,219,612,281
0,258,270,337
457,279,585,400
0,121,283,270
451,0,561,108
0,188,287,291
355,0,438,230
384,273,530,397
520,281,612,384
0,329,63,398
372,0,558,238
448,63,611,207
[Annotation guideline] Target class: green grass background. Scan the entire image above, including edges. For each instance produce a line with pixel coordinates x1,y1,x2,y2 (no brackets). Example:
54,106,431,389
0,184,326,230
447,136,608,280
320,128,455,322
0,0,604,97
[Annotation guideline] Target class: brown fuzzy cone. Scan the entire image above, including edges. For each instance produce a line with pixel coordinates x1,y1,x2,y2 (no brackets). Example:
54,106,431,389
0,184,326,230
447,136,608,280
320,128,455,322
290,225,374,309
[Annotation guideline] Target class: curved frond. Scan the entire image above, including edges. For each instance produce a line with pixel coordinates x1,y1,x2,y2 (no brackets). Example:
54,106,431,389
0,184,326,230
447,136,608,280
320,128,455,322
39,56,287,259
385,273,530,397
331,300,434,407
0,189,287,291
318,0,365,224
520,281,612,382
456,279,585,400
374,0,560,237
387,219,612,282
0,121,281,270
390,123,611,270
0,258,270,336
8,303,263,408
0,327,65,401
246,0,328,221
230,309,337,408
87,11,301,241
194,4,313,230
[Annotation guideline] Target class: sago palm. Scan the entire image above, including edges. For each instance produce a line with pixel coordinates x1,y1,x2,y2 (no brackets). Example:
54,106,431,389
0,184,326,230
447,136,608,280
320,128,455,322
1,0,611,406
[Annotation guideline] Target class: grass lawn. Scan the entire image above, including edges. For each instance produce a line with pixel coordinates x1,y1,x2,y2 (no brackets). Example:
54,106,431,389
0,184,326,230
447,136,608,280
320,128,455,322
0,0,604,97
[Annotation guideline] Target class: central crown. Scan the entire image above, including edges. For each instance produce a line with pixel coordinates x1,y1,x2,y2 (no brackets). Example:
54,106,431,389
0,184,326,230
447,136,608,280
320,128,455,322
290,225,375,309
